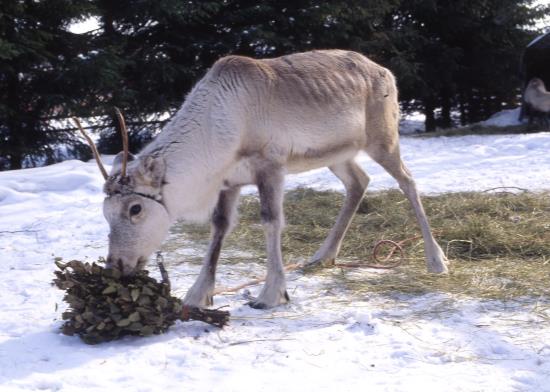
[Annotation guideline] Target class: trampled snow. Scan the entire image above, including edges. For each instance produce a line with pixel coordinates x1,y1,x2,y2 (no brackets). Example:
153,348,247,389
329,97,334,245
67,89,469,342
1,133,550,392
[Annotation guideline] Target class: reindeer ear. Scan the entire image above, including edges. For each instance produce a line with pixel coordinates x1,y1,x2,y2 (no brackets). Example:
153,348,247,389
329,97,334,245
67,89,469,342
110,152,136,175
138,155,165,188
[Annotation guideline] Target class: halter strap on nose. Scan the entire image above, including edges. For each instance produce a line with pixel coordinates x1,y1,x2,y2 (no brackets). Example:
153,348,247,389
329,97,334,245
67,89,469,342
131,191,164,206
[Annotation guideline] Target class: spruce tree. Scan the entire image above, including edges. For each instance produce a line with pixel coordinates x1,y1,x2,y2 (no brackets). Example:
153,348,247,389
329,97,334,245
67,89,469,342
0,0,92,170
387,0,548,130
2,0,548,170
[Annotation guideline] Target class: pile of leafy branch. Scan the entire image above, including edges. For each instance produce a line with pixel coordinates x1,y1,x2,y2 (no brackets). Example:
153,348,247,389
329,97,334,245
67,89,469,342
53,260,229,344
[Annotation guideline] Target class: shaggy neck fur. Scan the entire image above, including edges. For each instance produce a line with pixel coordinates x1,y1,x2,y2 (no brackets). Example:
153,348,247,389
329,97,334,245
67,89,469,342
139,77,240,223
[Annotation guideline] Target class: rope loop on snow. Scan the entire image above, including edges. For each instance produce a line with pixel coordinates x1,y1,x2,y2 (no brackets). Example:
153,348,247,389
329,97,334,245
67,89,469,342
213,234,427,295
332,239,405,269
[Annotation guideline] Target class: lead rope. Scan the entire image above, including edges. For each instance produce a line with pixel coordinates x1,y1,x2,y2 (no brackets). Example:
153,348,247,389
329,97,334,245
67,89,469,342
213,235,422,295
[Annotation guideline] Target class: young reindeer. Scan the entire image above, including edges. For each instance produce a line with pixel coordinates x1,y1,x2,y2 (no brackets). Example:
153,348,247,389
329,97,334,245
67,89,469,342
76,50,448,309
522,78,550,126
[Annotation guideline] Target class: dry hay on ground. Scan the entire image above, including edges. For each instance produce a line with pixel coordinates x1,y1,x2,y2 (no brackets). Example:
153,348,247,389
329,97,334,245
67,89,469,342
168,189,550,300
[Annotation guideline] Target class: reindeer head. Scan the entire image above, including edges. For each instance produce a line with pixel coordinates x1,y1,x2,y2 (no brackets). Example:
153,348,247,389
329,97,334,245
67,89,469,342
528,78,546,92
74,111,171,275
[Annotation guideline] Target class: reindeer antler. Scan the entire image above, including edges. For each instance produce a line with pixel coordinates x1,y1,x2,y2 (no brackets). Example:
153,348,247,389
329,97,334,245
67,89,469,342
72,117,109,180
114,107,129,178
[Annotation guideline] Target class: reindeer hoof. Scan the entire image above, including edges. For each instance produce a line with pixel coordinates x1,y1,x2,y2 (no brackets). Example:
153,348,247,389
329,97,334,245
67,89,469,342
247,300,268,309
303,257,335,272
246,290,290,309
428,262,449,274
183,291,214,308
426,255,449,274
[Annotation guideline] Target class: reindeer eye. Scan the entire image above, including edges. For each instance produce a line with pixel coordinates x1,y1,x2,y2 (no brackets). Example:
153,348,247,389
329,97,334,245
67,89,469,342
129,204,142,216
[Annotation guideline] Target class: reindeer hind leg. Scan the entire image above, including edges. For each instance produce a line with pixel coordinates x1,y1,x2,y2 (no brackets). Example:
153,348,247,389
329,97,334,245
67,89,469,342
366,145,448,273
306,160,369,268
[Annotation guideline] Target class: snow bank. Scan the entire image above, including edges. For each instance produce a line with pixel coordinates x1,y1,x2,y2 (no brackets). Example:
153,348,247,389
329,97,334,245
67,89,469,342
480,108,523,127
399,111,426,134
401,106,526,134
1,133,549,392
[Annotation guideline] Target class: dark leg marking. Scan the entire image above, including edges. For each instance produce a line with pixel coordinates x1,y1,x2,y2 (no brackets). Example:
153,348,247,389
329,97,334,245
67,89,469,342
183,187,241,307
247,166,290,309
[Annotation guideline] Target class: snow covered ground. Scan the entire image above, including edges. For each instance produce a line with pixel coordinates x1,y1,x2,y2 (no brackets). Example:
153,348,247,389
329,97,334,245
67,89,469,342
281,131,550,194
1,132,550,392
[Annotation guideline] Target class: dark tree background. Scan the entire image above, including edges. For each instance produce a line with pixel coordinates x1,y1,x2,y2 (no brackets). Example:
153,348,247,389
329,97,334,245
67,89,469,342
0,0,94,169
0,0,548,170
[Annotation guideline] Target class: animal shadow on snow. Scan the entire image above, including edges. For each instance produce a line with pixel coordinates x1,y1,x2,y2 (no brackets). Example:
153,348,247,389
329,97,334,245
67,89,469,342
0,322,210,384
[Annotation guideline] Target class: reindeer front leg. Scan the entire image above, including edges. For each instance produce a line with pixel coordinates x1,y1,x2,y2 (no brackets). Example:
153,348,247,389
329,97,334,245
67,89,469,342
248,166,290,309
183,187,241,307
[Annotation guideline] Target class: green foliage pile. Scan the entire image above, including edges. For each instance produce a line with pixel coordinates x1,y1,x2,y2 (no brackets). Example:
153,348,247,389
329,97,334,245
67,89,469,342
53,260,229,344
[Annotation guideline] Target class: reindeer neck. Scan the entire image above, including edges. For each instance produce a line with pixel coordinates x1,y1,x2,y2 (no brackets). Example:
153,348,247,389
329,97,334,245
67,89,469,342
140,86,238,223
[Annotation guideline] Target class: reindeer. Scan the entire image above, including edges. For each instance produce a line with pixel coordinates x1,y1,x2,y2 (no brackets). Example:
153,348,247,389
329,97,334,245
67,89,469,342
521,78,550,127
75,50,448,309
